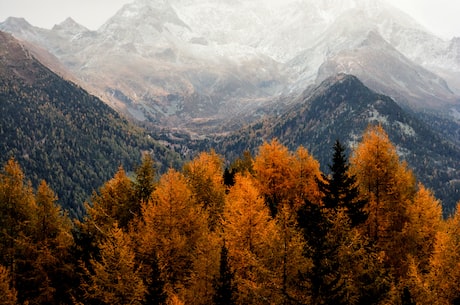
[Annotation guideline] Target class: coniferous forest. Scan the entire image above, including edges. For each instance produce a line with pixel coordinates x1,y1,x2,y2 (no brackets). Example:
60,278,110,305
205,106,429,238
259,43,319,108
1,124,460,305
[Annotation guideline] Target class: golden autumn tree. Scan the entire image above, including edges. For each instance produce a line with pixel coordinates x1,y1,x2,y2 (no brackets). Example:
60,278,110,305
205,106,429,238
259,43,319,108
81,223,146,305
0,265,17,305
137,169,209,303
0,158,37,304
26,180,74,304
74,166,137,273
402,184,442,272
253,140,322,216
273,203,311,304
223,173,280,304
350,124,416,279
0,158,36,270
253,139,295,216
86,166,136,232
416,204,460,305
292,146,323,207
183,150,226,230
186,230,222,305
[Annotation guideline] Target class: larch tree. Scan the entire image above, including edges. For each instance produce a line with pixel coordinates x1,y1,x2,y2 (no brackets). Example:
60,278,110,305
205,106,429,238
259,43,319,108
273,203,311,304
137,169,209,302
231,150,254,175
223,174,280,304
0,265,17,305
0,158,36,303
90,166,136,230
292,146,323,209
81,223,146,305
26,180,74,304
350,124,416,279
75,166,137,259
183,150,226,230
134,153,156,205
402,184,442,272
186,229,221,305
253,139,296,216
422,204,460,304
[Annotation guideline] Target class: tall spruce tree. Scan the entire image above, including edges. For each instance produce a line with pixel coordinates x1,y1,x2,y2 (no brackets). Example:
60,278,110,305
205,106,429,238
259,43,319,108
213,243,236,305
318,140,367,226
135,154,156,205
297,198,336,304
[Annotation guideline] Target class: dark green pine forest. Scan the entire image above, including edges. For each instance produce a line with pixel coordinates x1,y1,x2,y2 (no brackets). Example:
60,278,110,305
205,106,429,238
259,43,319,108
0,32,181,217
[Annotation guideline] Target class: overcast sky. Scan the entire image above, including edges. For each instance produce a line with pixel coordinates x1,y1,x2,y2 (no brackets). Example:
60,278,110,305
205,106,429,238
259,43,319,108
0,0,459,39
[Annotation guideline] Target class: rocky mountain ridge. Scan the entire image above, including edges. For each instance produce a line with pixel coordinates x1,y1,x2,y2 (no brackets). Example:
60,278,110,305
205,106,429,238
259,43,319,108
1,0,459,132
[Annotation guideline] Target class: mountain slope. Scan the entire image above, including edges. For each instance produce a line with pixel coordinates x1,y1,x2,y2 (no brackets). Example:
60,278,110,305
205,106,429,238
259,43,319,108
0,31,180,216
206,74,460,213
2,0,458,132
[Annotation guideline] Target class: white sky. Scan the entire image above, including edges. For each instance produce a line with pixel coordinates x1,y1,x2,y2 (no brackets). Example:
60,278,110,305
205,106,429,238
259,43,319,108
0,0,459,39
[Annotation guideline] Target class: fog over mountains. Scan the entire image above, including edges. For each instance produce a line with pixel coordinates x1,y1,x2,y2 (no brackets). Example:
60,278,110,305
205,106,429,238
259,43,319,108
1,0,459,132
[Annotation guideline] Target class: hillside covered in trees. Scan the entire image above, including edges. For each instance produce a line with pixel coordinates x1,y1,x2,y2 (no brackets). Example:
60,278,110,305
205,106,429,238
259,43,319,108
1,125,459,305
0,31,181,216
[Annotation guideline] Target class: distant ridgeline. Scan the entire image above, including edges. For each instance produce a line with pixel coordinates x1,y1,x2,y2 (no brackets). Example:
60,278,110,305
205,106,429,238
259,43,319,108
0,31,181,217
189,75,460,214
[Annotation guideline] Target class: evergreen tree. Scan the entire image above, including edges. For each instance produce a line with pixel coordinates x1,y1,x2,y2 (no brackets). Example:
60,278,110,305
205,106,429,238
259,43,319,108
401,287,416,305
213,243,236,305
134,154,156,205
318,140,367,226
223,168,235,188
297,198,334,304
144,251,167,305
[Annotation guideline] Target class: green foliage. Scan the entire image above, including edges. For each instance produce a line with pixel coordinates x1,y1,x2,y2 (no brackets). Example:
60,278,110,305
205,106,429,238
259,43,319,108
0,36,181,217
318,140,368,226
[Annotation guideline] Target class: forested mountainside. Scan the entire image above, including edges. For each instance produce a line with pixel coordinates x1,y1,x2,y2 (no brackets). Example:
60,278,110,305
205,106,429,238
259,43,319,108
0,31,180,216
1,127,460,304
184,75,460,213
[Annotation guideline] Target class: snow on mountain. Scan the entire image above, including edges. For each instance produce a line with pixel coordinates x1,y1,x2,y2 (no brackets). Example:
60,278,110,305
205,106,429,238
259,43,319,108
1,0,459,130
52,18,90,37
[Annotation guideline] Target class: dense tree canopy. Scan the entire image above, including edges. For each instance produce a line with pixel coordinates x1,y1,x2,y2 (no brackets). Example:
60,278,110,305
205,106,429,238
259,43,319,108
0,125,459,304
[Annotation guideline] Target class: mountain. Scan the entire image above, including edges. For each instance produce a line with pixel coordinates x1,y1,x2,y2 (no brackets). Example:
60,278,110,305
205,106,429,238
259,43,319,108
1,1,460,212
194,74,460,213
0,31,180,217
2,0,459,132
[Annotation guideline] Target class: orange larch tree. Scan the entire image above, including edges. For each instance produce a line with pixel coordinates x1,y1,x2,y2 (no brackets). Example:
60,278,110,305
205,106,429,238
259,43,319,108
183,150,226,230
223,173,280,304
81,223,146,305
350,124,416,280
137,169,209,303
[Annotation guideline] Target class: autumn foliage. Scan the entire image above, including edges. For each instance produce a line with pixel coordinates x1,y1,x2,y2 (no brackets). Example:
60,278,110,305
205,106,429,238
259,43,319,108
1,125,459,304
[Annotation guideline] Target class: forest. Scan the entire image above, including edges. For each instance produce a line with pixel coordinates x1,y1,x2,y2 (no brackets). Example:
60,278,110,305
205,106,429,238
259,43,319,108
1,124,459,305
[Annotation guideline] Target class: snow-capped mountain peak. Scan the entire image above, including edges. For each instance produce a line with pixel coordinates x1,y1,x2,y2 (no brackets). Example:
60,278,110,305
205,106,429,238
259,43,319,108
52,17,89,36
1,0,459,128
